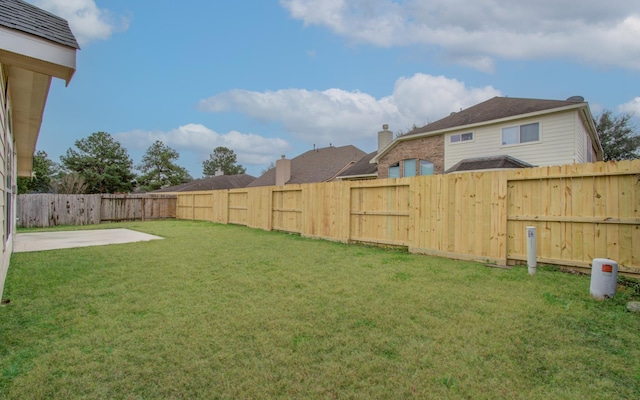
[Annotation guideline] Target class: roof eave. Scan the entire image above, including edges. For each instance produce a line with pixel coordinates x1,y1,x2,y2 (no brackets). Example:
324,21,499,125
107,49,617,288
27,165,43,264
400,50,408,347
10,67,52,177
0,26,76,83
337,173,378,180
1,26,77,177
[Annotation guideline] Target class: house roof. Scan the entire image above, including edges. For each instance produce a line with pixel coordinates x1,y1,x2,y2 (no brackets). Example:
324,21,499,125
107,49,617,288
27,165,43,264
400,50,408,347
248,145,366,187
404,96,586,136
153,174,256,193
445,155,534,173
0,0,79,49
337,151,378,179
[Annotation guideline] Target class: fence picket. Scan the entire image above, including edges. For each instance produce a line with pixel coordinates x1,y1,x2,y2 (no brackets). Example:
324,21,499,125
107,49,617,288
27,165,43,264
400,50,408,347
17,194,176,228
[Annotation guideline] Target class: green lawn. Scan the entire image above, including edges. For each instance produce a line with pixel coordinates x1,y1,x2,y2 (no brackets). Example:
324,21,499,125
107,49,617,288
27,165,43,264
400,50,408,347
1,220,639,399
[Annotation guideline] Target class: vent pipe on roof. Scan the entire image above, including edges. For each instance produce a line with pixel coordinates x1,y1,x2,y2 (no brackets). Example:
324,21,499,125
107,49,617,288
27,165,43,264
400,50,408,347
378,124,393,153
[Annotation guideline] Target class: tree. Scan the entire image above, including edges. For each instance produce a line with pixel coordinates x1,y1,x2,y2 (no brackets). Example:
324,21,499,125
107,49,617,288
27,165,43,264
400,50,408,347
595,110,640,161
52,172,88,194
260,161,275,175
60,132,136,193
137,141,191,192
17,150,59,194
202,146,246,176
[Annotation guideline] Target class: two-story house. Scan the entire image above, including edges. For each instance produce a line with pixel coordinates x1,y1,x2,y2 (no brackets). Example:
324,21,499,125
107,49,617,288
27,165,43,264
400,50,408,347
373,96,603,178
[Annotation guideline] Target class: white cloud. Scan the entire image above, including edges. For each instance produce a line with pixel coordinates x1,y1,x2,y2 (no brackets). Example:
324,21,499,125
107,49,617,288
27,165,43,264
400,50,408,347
115,124,291,166
619,97,640,116
29,0,129,46
198,73,501,145
280,0,640,71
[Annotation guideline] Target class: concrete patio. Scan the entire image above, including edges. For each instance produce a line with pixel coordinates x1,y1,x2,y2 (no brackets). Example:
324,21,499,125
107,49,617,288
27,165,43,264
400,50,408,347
13,229,163,253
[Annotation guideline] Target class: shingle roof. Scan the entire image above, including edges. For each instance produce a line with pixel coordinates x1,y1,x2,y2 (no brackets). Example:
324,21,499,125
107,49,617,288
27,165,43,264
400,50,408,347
337,151,378,178
153,174,256,192
0,0,79,49
405,96,585,136
445,155,534,173
248,145,366,187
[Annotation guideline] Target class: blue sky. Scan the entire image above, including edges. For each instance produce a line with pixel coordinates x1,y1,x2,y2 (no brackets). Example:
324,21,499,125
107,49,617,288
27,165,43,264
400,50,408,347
30,0,640,178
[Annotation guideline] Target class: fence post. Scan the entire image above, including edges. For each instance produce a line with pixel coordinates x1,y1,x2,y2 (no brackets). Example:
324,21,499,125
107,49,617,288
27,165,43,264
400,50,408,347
99,195,104,224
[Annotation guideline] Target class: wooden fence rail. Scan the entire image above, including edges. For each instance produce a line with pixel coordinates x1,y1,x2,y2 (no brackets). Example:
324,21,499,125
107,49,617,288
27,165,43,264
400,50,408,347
175,160,640,276
17,194,177,228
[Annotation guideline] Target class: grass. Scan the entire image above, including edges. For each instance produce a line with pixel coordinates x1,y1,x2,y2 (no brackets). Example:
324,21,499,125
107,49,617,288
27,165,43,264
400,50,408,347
1,220,639,399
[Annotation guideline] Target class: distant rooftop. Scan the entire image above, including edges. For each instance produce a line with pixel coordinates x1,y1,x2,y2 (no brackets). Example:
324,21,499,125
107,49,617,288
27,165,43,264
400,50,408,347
154,174,256,193
337,151,378,179
248,145,366,187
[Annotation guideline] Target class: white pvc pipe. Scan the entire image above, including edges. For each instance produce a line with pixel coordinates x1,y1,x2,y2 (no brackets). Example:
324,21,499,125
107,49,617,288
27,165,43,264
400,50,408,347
526,226,537,275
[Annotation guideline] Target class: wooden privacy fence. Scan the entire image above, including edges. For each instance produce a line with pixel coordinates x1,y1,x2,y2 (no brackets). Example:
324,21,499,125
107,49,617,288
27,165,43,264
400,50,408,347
17,194,177,228
175,160,640,276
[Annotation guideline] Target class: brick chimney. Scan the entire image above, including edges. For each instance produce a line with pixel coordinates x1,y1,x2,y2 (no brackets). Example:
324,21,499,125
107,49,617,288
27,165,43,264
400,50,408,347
275,155,291,186
378,124,393,153
215,168,224,176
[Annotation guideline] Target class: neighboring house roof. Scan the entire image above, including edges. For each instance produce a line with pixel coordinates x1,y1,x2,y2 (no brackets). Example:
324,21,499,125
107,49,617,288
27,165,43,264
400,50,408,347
337,151,378,179
406,97,585,136
0,0,78,177
373,96,603,163
0,0,79,49
445,155,534,173
153,174,256,192
248,145,366,187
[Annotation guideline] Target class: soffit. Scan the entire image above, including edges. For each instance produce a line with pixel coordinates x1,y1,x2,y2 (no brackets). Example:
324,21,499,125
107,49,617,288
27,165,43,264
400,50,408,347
8,66,51,177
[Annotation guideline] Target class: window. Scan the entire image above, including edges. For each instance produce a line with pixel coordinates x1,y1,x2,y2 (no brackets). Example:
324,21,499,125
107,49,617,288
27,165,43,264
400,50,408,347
388,163,400,178
389,159,434,178
450,132,473,143
586,136,593,162
404,159,417,177
420,160,434,176
502,122,539,145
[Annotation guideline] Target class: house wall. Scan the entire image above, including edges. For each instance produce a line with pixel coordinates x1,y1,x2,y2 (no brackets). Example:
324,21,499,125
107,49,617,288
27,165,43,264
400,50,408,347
443,110,584,170
573,112,598,163
378,135,444,179
0,62,12,301
574,112,587,163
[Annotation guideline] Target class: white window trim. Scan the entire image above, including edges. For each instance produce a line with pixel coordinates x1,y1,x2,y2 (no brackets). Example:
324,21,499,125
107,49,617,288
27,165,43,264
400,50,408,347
500,121,542,148
449,132,474,144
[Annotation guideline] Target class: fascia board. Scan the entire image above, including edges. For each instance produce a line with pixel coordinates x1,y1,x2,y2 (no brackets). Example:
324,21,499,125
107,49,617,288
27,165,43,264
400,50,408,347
0,26,76,82
337,173,377,180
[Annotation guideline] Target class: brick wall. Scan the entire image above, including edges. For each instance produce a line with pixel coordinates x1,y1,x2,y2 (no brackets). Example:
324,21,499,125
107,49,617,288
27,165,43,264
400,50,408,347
377,135,445,179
